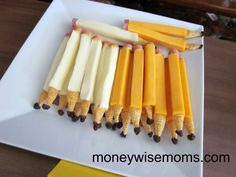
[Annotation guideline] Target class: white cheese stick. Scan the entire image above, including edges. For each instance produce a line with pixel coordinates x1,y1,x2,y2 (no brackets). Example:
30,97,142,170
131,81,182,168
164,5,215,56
67,32,92,112
73,18,139,43
93,44,119,129
78,36,103,121
46,29,81,107
33,34,69,109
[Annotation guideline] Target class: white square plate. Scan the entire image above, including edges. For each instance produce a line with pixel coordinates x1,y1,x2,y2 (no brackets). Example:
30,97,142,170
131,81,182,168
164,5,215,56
0,0,204,177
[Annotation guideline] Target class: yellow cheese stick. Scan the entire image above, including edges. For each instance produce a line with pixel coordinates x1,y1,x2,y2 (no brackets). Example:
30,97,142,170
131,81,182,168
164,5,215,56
153,51,167,143
73,18,139,43
108,45,132,129
130,45,144,135
127,23,202,51
165,59,178,144
143,43,156,124
45,29,81,109
140,108,153,137
67,32,92,114
120,52,133,137
79,36,103,122
168,49,185,137
179,56,195,140
125,20,202,38
33,34,69,109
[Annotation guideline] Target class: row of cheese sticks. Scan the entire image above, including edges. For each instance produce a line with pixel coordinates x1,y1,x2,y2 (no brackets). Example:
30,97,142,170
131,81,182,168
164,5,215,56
34,27,195,144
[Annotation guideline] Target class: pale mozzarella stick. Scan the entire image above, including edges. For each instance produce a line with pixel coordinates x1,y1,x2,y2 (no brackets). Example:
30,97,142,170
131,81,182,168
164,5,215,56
72,18,139,43
93,44,119,130
153,51,167,143
168,49,185,137
79,36,103,121
33,34,69,109
165,59,178,144
67,32,92,117
130,45,144,135
44,29,81,109
57,70,73,116
107,45,132,130
143,43,156,125
140,108,153,137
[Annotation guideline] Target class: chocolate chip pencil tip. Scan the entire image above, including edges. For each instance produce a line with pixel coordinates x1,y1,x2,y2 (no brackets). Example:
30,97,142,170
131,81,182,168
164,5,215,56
176,130,183,137
67,111,74,118
153,135,161,143
148,132,153,137
58,110,64,116
112,123,118,131
42,104,50,110
72,116,79,122
105,122,112,129
187,133,196,140
134,127,141,135
33,103,41,109
79,115,86,122
117,121,123,129
146,118,154,125
93,122,102,131
171,138,178,144
120,131,127,138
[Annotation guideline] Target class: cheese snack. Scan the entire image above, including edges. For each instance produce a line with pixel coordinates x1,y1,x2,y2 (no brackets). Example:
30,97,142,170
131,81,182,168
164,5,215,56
153,51,167,143
79,36,103,122
126,23,202,51
143,43,156,125
125,20,202,38
72,18,139,43
130,45,144,135
107,45,132,129
120,52,133,137
33,34,69,109
93,44,119,130
140,108,153,137
168,49,185,136
67,32,92,115
165,59,178,144
179,56,195,140
44,29,81,109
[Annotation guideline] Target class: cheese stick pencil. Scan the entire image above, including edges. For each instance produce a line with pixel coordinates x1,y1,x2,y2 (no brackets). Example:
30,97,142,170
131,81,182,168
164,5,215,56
179,56,195,140
57,70,73,116
168,49,185,136
153,50,167,143
107,45,132,129
126,23,202,51
33,34,69,109
72,18,139,43
120,52,133,137
130,45,144,135
93,44,119,130
125,20,202,38
79,36,103,122
143,43,156,124
140,108,153,137
165,59,178,144
67,32,92,116
44,29,81,109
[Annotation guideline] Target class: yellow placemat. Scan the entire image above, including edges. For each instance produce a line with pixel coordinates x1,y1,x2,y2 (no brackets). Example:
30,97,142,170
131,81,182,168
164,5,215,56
48,160,123,177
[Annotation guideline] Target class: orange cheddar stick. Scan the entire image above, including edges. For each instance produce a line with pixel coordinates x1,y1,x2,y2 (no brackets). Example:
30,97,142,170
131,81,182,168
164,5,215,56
143,43,156,125
126,23,202,51
120,52,133,137
179,56,195,140
153,51,167,143
125,20,202,38
108,45,132,130
165,59,178,144
130,45,144,135
168,49,185,137
140,108,153,137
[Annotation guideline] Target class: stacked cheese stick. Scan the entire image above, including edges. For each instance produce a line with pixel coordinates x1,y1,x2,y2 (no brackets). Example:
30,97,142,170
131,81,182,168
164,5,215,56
34,18,199,144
